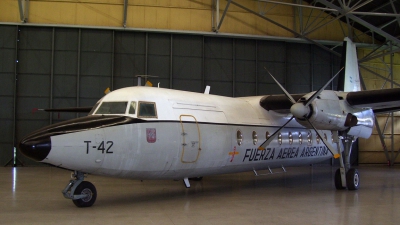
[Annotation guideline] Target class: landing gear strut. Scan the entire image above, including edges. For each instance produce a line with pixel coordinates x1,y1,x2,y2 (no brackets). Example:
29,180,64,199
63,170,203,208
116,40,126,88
334,133,359,190
62,171,97,207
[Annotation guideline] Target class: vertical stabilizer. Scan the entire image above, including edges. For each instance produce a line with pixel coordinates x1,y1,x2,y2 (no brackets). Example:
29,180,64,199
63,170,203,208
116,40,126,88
342,37,361,92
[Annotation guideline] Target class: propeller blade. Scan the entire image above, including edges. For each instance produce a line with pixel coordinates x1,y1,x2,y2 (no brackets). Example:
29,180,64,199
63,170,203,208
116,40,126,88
305,119,340,159
258,116,294,150
265,68,297,104
304,67,344,107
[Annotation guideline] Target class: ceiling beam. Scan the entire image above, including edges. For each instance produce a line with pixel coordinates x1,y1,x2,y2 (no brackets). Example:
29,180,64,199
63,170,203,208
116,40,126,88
18,0,29,23
230,0,340,56
123,0,128,28
316,0,400,46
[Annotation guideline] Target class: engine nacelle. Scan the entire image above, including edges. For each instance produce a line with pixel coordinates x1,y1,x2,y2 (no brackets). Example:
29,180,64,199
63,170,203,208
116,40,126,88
346,109,374,138
295,90,374,139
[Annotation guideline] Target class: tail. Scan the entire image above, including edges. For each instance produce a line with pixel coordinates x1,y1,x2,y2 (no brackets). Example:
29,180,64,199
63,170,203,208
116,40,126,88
337,37,361,92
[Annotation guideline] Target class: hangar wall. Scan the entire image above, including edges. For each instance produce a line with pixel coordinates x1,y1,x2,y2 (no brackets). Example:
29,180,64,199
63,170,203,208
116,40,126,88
0,24,340,166
358,49,400,164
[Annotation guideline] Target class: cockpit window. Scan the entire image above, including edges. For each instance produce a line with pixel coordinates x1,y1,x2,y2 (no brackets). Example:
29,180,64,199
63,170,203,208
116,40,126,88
138,101,157,118
95,102,128,115
129,101,137,114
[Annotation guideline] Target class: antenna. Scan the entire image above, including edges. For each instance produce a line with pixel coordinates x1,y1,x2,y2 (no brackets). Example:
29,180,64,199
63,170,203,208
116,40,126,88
204,86,210,94
135,75,159,86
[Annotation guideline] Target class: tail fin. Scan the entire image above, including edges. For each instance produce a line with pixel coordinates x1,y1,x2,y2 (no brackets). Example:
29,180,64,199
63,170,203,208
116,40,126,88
338,37,361,92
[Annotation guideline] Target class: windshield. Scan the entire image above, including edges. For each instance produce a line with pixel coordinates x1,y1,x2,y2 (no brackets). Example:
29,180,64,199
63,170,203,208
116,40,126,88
88,102,100,115
95,102,128,115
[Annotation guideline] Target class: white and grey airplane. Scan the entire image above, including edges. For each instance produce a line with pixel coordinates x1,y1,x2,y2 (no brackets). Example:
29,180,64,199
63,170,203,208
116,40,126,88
19,38,400,207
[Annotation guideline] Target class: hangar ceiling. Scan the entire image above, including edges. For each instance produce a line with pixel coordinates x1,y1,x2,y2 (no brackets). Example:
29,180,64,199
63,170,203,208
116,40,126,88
215,1,400,48
302,0,400,44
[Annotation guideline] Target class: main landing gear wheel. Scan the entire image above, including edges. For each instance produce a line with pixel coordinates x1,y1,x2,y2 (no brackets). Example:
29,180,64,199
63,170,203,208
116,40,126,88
334,169,345,190
72,181,97,207
346,168,360,190
334,168,359,190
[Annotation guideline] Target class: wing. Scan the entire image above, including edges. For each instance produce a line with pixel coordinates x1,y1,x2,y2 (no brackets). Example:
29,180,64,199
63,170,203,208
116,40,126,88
346,88,400,114
260,88,400,115
259,94,305,114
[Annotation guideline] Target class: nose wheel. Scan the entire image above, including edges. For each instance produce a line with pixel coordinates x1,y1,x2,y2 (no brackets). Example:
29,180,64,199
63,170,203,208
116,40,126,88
72,181,97,207
62,171,97,207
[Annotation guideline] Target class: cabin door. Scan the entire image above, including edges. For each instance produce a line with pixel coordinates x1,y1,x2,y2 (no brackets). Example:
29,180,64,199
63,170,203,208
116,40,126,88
179,115,201,163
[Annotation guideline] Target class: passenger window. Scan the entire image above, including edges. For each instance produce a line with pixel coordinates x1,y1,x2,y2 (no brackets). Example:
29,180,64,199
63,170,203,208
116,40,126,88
278,133,282,145
307,131,312,145
138,101,157,118
299,133,303,145
266,131,270,139
237,130,243,146
129,101,137,114
252,131,258,145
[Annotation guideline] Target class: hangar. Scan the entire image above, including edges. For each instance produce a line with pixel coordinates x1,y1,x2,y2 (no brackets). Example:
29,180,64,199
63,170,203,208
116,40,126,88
1,0,400,223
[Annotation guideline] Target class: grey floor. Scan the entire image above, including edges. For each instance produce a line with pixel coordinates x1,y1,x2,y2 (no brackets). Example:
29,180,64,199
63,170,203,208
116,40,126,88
1,165,400,225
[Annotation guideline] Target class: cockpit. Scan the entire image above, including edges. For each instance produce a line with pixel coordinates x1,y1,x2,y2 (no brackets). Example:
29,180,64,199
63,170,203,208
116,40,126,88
90,101,157,118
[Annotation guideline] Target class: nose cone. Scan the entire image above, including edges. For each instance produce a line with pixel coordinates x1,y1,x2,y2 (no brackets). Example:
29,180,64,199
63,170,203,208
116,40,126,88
18,115,139,162
19,136,51,162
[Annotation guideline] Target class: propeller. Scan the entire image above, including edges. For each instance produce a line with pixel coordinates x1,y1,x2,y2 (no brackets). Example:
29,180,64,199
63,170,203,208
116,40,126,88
258,67,344,159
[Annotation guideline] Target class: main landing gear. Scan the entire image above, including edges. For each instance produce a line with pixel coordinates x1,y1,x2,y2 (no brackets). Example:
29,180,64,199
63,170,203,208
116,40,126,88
334,133,359,190
62,171,97,207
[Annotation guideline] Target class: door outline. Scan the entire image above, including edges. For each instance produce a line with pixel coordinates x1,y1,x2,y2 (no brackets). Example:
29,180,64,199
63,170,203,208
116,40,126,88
179,114,201,163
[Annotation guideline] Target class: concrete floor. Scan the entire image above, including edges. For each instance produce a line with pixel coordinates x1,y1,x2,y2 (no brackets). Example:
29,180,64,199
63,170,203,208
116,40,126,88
1,165,400,225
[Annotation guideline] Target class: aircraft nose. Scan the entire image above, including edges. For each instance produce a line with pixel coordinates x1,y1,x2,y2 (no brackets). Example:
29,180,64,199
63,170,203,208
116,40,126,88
19,136,51,162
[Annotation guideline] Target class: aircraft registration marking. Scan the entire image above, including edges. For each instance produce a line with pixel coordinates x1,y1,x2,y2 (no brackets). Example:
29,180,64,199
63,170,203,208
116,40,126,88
84,141,114,154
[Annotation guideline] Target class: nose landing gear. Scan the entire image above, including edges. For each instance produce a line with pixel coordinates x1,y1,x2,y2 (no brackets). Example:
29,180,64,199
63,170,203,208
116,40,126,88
62,171,97,207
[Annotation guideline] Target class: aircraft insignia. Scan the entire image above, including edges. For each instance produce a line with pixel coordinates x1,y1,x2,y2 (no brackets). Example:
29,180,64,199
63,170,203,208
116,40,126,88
146,128,157,143
229,146,239,162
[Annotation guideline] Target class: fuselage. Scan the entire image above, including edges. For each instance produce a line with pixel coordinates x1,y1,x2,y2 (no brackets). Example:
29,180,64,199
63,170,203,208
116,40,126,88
20,86,338,180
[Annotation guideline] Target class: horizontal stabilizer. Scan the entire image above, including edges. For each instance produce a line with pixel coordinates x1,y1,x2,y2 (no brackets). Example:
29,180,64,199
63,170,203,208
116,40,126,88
33,107,93,113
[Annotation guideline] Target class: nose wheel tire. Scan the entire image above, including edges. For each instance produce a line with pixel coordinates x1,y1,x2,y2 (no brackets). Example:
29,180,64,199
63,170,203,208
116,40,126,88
72,181,97,207
346,168,360,190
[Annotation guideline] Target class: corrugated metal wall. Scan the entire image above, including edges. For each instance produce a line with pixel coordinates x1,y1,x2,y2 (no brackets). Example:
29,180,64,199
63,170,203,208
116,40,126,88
0,24,340,166
0,25,16,166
